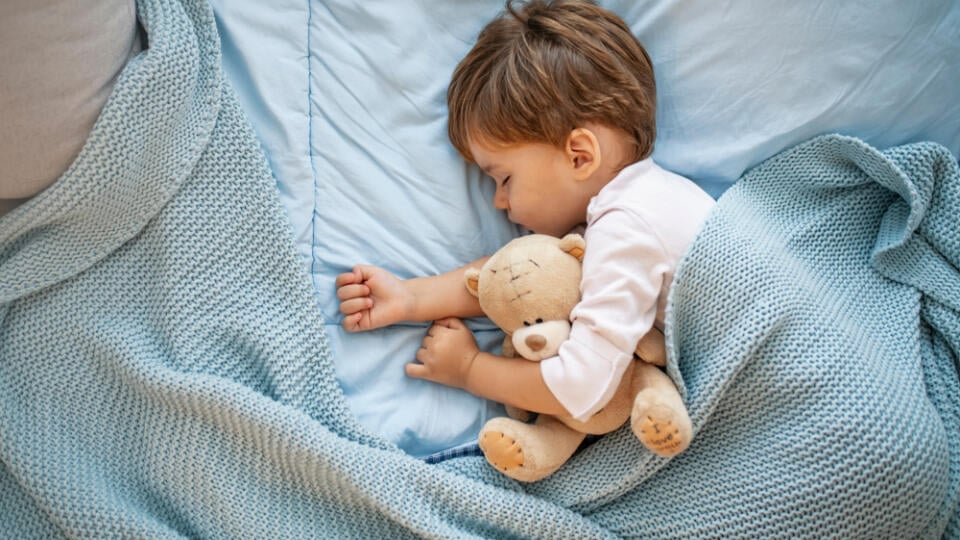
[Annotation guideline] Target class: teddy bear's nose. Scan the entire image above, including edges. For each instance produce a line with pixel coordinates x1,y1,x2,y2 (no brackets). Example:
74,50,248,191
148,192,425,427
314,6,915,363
525,335,547,352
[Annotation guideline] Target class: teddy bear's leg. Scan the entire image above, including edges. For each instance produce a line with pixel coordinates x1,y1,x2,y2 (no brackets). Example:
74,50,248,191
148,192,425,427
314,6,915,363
630,362,692,457
479,415,586,482
635,327,667,367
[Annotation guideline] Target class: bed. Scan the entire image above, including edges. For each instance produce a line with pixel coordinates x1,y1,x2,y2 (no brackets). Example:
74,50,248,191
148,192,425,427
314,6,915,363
1,0,959,537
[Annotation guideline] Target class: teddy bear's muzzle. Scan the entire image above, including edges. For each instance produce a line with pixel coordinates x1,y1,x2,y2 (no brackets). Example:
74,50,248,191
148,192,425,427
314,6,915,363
525,335,547,351
511,320,571,361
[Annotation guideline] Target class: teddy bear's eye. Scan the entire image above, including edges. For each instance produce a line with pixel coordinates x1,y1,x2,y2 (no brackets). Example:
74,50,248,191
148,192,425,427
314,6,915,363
536,318,543,324
523,321,531,327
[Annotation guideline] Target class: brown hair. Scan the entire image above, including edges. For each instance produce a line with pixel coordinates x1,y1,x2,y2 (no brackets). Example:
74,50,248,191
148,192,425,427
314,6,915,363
447,0,656,163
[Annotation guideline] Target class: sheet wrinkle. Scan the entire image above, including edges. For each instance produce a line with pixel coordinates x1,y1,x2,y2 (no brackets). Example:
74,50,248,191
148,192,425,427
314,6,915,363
310,17,425,164
305,0,322,289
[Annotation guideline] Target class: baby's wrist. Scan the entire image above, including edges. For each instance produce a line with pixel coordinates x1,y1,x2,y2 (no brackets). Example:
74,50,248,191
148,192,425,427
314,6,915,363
400,280,418,322
403,277,435,322
461,349,485,392
463,349,480,386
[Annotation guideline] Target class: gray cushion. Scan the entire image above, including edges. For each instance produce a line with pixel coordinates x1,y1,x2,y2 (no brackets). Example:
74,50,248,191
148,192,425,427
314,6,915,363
0,0,141,208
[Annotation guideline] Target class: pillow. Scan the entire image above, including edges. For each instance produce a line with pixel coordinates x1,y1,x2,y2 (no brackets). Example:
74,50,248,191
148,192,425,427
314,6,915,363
0,0,142,207
606,0,960,197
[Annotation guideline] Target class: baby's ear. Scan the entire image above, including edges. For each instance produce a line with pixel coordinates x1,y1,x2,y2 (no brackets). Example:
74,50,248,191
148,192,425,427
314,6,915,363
565,128,601,180
559,234,585,261
465,268,481,298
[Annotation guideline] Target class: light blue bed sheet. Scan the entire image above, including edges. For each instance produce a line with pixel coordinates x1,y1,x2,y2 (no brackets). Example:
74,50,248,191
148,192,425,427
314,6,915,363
210,0,960,458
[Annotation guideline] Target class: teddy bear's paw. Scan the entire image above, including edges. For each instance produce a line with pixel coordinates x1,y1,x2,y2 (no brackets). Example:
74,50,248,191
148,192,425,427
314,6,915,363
631,404,691,457
479,430,524,471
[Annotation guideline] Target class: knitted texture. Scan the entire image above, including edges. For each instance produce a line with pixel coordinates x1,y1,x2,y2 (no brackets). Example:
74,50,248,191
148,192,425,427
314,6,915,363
1,0,958,537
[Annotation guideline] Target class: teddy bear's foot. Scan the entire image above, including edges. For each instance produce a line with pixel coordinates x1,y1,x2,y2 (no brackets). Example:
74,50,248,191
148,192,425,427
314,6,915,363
632,404,691,457
629,362,693,457
479,416,585,482
479,429,525,471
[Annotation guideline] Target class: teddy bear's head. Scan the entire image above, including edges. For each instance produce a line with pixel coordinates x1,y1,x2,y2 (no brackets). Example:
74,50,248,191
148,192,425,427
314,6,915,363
465,234,584,360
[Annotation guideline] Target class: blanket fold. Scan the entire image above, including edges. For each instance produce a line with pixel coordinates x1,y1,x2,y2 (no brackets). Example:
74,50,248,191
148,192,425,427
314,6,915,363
1,0,958,537
654,135,960,538
0,0,217,306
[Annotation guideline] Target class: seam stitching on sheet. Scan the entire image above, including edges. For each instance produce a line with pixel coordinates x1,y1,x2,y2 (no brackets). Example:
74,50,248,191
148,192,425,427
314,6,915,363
306,0,320,287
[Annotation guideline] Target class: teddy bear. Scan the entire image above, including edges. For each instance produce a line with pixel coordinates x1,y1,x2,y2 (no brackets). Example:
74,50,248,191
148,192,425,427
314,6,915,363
464,233,692,482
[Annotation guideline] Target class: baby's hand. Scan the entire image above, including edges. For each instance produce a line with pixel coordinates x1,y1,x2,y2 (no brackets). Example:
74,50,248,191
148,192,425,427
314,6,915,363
406,318,479,389
335,264,412,332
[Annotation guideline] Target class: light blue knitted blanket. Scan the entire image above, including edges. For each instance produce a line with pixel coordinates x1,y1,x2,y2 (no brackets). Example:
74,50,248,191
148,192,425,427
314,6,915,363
2,0,958,538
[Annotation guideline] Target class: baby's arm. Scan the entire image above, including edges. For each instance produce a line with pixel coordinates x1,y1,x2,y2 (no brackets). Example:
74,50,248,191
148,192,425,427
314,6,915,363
336,258,488,332
408,318,568,416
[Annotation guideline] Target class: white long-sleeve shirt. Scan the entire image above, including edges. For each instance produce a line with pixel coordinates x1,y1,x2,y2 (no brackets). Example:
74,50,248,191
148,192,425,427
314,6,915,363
540,158,716,421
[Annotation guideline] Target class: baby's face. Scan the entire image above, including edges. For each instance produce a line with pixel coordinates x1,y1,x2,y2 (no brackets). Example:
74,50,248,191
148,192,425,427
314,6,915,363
468,138,590,237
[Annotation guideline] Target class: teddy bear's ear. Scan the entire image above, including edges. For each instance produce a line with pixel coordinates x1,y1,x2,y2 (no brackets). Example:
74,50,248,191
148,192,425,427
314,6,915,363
465,268,481,298
559,233,585,261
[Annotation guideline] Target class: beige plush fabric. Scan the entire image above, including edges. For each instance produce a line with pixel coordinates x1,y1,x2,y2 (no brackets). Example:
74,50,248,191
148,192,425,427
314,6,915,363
0,0,141,212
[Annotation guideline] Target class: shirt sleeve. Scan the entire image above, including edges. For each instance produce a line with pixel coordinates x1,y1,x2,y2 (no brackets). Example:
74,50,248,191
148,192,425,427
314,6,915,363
540,207,670,421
